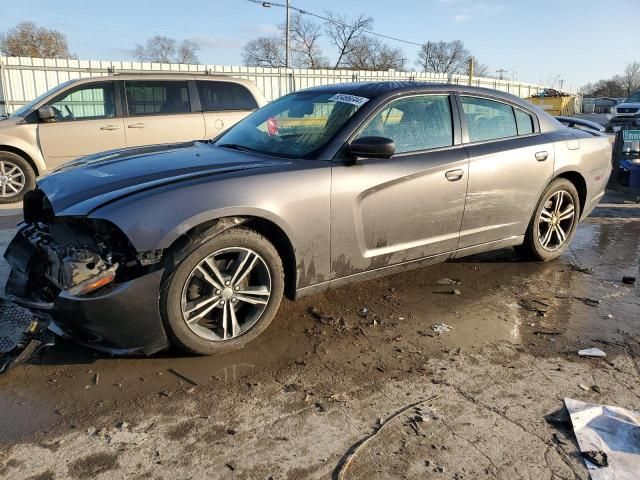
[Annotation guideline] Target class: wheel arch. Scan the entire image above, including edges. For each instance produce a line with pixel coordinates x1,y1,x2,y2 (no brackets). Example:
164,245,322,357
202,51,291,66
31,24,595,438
0,144,40,176
163,215,298,300
554,170,587,215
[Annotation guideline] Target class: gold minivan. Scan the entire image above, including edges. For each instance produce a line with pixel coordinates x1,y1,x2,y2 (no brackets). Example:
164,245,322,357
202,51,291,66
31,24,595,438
0,74,265,203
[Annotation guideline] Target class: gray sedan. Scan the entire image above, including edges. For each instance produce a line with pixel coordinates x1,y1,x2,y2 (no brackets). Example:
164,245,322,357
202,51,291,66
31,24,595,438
3,82,612,359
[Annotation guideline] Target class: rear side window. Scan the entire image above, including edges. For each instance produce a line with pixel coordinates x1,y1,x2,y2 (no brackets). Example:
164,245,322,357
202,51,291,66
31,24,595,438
358,95,453,153
461,97,517,142
515,108,534,135
125,81,190,116
197,81,258,111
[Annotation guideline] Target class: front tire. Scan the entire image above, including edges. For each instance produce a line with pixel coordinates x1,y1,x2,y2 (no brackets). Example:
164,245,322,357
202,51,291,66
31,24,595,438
0,152,35,204
161,227,284,355
521,178,580,261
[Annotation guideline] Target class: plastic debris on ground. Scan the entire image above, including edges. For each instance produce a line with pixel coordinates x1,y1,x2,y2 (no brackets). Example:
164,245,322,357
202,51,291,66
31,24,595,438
565,398,640,480
431,323,453,335
579,348,607,358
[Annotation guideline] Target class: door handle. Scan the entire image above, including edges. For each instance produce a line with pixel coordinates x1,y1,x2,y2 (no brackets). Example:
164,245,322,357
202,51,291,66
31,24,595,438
535,151,549,161
445,169,464,182
128,123,147,129
100,125,120,131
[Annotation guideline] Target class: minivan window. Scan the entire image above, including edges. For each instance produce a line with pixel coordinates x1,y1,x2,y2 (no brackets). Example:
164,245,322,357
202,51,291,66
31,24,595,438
125,81,190,116
358,95,453,153
49,83,116,121
461,96,517,142
10,80,74,118
197,81,258,111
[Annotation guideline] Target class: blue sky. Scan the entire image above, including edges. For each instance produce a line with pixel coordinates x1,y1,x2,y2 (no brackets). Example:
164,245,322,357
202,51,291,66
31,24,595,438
2,0,638,89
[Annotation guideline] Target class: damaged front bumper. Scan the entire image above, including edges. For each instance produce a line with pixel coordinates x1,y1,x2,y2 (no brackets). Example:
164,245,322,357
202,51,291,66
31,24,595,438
1,223,170,369
0,299,54,373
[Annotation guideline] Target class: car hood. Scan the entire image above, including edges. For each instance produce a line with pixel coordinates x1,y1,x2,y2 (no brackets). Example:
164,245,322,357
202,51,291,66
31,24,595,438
38,141,290,215
616,102,640,110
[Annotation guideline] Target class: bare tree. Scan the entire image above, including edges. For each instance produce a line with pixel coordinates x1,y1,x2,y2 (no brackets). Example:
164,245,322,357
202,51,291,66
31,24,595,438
290,14,327,69
176,40,200,64
620,61,640,96
324,12,373,68
474,61,492,78
0,21,73,58
242,36,285,68
344,36,405,71
134,35,200,64
416,40,470,75
581,78,625,98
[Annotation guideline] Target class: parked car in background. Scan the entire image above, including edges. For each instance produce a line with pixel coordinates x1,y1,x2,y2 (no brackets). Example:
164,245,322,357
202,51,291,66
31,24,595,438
607,91,640,130
0,74,264,203
3,82,612,363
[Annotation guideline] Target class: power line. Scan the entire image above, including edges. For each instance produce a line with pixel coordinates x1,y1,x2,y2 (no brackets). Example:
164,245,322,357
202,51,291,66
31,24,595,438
245,0,423,46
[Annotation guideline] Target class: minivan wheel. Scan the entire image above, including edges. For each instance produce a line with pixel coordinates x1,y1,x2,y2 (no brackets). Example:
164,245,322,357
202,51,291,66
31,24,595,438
0,152,36,204
161,227,284,355
521,178,581,261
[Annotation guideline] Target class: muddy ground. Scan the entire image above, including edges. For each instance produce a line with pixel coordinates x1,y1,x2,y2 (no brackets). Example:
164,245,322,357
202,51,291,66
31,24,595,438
0,190,639,480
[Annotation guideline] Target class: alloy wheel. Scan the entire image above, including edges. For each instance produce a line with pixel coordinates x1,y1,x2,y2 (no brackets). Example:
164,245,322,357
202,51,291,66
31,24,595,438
0,160,26,198
180,247,272,342
538,190,576,251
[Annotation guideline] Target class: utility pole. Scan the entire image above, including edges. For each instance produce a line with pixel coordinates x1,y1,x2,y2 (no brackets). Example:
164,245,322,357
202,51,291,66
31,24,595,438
285,0,291,69
468,57,474,86
496,69,508,80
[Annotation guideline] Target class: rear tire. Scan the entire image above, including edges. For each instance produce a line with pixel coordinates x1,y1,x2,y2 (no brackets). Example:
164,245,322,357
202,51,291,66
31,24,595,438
161,227,284,355
521,178,580,261
0,152,35,204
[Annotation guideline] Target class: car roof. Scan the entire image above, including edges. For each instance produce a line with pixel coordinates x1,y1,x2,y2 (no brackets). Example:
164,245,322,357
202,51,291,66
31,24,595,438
301,81,557,126
65,73,257,87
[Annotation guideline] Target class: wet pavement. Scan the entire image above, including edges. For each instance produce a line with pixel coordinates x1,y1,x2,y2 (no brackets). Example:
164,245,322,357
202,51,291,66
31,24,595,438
0,190,638,479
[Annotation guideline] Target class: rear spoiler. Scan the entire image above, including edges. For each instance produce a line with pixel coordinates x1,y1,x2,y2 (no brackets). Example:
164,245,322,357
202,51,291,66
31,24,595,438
556,116,606,133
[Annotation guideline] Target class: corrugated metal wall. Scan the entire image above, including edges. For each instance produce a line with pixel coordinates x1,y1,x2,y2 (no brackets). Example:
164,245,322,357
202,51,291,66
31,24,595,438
0,56,564,116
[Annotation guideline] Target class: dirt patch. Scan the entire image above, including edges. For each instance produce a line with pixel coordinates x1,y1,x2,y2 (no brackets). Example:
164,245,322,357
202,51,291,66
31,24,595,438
67,452,119,479
165,419,196,441
26,470,55,480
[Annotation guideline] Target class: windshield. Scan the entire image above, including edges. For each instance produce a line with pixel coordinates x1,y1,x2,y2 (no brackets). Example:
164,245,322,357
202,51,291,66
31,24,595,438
9,80,74,118
214,91,368,159
625,92,640,103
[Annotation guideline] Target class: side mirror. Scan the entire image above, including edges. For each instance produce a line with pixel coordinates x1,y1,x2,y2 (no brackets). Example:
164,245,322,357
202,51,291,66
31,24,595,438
348,136,395,160
38,105,55,122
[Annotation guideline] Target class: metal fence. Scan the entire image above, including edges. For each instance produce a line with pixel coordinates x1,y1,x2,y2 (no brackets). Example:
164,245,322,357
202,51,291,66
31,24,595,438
0,55,574,116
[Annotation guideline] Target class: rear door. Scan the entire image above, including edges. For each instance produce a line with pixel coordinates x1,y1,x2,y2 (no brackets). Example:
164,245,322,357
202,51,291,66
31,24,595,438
197,80,259,137
123,80,206,147
457,95,555,249
38,81,125,168
330,93,469,278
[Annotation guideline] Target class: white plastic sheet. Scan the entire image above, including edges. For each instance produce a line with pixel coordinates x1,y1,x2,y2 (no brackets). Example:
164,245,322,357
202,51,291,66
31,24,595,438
565,398,640,480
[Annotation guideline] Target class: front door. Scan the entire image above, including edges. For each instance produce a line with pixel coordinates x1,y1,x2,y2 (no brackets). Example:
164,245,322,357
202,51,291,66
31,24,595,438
457,96,555,248
123,80,206,147
38,81,125,169
330,94,469,279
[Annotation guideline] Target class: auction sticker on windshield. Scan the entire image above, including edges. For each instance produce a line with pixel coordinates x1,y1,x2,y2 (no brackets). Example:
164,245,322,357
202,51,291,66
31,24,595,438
329,93,369,107
623,130,640,142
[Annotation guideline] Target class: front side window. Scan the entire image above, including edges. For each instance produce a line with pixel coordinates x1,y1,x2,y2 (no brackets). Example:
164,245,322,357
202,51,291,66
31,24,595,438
357,95,453,153
125,81,190,116
49,83,115,121
461,97,517,142
198,81,258,111
215,91,366,158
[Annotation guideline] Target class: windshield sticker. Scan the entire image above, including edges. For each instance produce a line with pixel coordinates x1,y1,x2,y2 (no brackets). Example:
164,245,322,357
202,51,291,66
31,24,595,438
329,93,369,107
